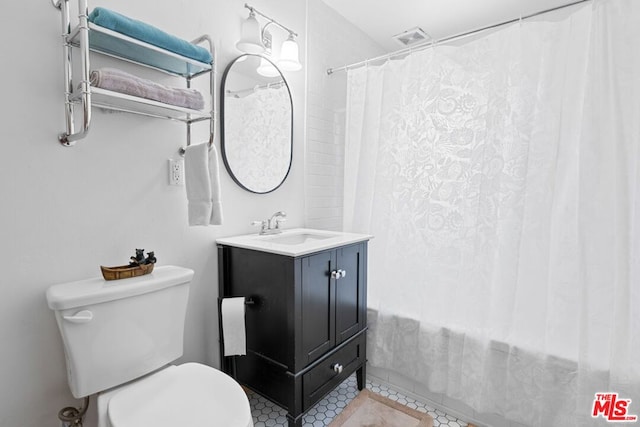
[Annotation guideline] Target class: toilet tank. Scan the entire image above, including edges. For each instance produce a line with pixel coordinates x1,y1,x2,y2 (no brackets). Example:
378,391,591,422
46,265,194,398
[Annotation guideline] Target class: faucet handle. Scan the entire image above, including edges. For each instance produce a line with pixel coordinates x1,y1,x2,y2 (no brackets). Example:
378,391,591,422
251,220,267,232
275,217,287,229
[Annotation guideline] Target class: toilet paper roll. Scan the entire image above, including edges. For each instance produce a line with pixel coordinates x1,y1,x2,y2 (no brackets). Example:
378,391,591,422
221,297,246,356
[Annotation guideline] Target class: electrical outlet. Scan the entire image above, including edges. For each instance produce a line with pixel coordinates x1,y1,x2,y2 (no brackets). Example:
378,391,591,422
168,158,184,186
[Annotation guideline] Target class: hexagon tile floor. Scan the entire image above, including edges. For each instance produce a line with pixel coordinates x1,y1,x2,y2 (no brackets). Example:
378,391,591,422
247,374,469,427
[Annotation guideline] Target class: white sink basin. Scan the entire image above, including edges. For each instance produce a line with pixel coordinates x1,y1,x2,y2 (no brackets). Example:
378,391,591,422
216,228,372,257
261,232,333,245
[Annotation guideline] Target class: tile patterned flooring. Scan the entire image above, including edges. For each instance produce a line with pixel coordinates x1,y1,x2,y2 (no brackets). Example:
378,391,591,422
248,374,469,427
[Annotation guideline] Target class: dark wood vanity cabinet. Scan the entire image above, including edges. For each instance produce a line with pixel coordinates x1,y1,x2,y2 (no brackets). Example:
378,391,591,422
217,241,368,427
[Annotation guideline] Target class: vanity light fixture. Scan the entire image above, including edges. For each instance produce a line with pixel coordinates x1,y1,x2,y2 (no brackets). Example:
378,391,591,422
236,3,302,73
256,57,280,78
236,10,264,54
278,33,302,71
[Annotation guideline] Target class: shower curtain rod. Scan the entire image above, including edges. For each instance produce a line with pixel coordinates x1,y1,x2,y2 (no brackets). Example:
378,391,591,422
326,0,590,75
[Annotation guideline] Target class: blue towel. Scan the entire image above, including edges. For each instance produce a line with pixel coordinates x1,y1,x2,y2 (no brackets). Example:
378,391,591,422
88,7,212,64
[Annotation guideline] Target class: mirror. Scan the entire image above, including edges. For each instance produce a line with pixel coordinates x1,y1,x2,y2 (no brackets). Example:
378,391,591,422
221,54,293,193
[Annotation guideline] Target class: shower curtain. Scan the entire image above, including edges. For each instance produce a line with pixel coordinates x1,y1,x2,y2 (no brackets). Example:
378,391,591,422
344,0,639,425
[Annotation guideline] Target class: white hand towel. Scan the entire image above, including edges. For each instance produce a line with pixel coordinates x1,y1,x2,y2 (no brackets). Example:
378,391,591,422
184,143,223,226
221,297,247,356
208,144,223,226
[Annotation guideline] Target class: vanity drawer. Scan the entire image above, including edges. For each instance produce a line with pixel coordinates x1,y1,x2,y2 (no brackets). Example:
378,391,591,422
302,333,364,411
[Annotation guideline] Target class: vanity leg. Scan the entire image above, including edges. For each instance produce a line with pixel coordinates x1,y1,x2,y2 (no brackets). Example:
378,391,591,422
287,414,302,427
356,364,366,391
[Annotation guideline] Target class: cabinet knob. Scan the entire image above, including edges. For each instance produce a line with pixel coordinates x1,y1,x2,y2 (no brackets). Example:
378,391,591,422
331,269,347,279
332,363,344,374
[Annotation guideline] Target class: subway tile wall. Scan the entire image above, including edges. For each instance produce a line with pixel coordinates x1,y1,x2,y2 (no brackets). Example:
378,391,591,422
304,0,384,230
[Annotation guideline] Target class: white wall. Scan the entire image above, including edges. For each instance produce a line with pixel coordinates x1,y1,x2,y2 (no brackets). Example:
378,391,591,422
305,0,384,230
0,0,305,425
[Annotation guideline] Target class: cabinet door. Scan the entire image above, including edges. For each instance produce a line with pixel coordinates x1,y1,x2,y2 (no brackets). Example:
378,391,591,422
335,244,365,344
300,251,335,365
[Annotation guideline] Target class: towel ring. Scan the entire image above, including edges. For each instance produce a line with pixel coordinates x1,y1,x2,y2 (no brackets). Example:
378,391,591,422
179,137,214,156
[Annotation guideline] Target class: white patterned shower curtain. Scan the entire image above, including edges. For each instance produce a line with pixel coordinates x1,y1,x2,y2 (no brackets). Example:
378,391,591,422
343,1,640,425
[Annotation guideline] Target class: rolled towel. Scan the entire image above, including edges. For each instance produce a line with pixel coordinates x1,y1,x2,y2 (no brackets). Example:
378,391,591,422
88,7,212,64
90,68,205,110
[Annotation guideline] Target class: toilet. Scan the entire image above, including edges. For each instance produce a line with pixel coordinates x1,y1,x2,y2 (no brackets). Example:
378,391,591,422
46,265,253,427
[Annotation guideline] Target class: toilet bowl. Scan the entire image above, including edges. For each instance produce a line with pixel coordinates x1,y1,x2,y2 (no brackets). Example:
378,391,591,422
46,265,253,427
97,363,252,427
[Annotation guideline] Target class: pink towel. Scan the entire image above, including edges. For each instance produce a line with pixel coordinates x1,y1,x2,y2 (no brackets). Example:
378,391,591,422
90,68,205,110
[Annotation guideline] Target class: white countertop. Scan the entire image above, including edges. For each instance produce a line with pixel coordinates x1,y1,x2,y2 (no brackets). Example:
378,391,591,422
215,228,373,257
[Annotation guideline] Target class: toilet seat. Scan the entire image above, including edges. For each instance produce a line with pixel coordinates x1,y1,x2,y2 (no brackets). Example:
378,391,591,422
106,363,253,427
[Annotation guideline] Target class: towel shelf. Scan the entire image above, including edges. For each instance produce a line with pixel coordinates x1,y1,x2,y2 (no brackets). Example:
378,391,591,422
78,87,211,123
69,23,212,77
54,0,216,151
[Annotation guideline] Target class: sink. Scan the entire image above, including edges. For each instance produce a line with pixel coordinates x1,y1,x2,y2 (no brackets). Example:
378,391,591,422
261,232,333,245
216,228,373,257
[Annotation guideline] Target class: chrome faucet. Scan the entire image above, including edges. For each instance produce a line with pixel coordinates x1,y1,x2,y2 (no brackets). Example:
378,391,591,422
268,211,287,230
252,211,287,235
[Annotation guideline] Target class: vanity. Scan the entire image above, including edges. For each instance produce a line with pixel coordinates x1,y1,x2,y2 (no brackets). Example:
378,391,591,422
216,228,371,427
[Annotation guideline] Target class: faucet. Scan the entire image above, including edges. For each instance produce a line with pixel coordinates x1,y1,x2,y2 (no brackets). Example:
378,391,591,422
252,211,287,235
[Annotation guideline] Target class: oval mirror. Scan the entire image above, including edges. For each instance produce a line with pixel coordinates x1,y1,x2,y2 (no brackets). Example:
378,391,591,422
221,54,293,194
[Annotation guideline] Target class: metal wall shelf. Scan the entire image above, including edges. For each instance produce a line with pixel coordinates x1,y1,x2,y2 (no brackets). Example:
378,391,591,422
78,88,211,122
70,23,212,78
53,0,216,149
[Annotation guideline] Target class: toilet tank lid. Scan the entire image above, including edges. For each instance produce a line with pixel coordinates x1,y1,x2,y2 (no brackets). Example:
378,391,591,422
46,265,194,310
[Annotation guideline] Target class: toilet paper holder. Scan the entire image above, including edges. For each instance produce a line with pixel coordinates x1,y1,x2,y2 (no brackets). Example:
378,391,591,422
217,296,255,305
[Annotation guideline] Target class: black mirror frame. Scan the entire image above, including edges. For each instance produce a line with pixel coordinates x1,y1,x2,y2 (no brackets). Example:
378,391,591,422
220,54,294,194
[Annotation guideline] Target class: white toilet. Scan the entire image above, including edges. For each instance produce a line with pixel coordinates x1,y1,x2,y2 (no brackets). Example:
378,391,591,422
46,265,253,427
